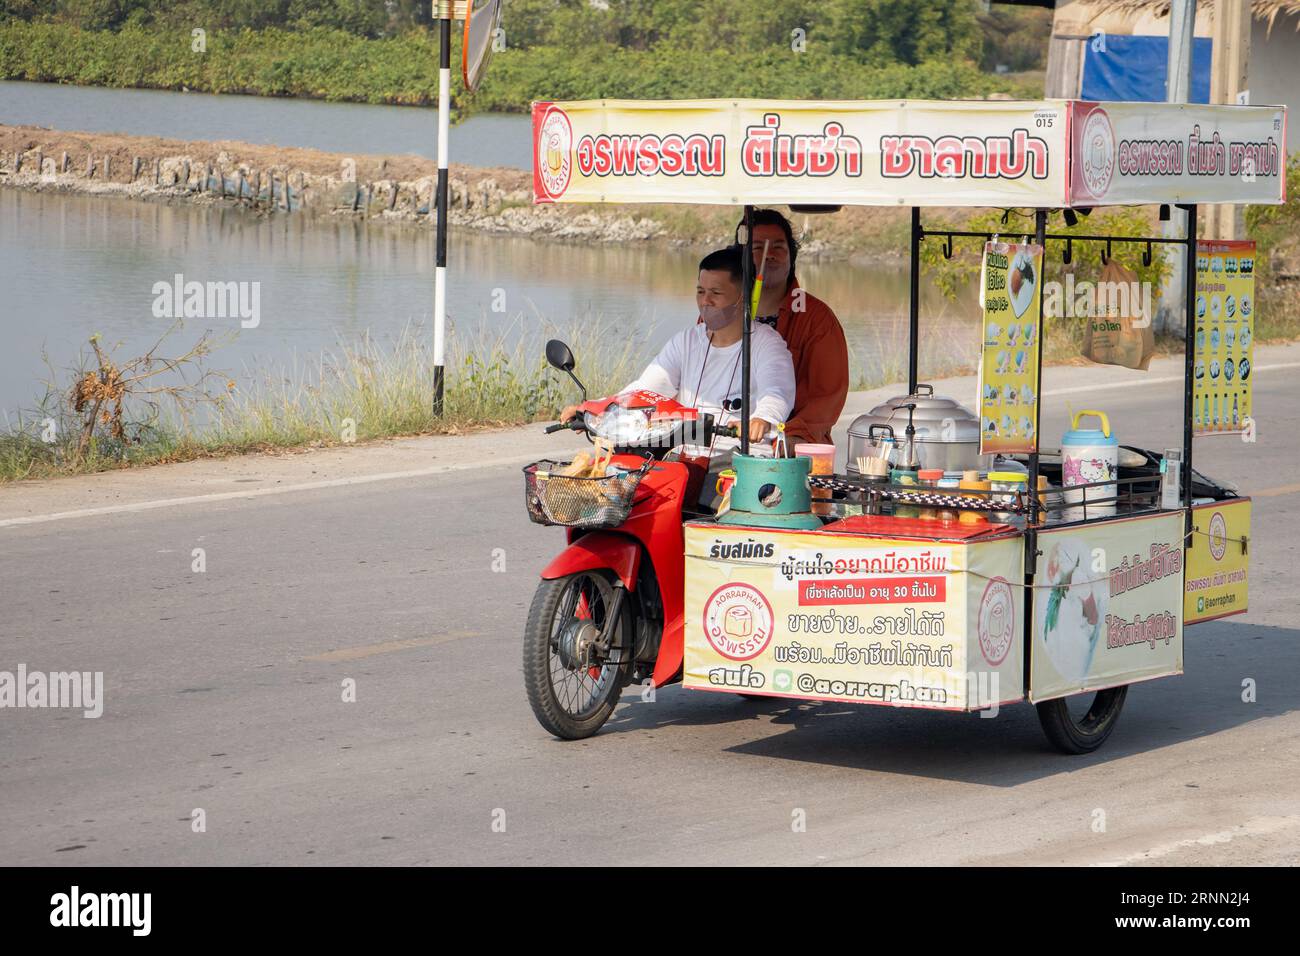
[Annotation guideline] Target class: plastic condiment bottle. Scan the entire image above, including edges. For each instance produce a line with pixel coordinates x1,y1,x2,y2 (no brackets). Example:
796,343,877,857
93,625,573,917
959,469,990,525
1036,475,1052,522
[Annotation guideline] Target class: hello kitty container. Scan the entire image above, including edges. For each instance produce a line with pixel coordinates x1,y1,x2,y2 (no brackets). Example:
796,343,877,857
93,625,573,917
1061,410,1118,521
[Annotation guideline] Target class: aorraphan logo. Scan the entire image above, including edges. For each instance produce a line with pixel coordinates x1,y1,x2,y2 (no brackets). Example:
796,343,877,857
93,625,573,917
535,105,573,200
50,886,151,936
1078,106,1117,200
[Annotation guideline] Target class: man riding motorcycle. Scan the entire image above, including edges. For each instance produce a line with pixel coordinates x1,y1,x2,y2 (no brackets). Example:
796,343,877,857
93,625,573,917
559,244,795,505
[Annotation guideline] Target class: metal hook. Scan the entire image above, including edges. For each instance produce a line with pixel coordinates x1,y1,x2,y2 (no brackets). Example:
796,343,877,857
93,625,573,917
1101,239,1111,265
1063,236,1073,264
941,233,953,260
1142,240,1153,267
1000,209,1011,225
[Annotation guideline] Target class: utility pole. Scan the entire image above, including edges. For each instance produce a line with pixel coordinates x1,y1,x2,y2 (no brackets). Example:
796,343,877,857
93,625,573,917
1208,0,1253,240
433,0,453,416
1155,0,1197,336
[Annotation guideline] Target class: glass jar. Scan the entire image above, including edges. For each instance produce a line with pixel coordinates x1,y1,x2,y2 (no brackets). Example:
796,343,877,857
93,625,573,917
890,468,919,518
936,477,961,524
917,468,944,521
988,471,1029,523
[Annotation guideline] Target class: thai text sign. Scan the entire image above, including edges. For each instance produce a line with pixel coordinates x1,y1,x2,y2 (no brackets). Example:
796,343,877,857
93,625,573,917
1070,101,1286,206
533,99,1070,207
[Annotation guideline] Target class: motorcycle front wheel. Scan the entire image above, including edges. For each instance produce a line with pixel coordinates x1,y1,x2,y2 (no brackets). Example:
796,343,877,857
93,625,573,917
523,570,632,740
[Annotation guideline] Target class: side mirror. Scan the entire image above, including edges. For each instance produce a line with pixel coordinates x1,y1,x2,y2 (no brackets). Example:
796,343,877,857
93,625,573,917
545,339,576,373
545,339,586,400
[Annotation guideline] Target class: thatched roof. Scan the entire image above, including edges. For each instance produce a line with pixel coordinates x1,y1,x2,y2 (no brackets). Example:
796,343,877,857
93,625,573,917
1107,0,1300,31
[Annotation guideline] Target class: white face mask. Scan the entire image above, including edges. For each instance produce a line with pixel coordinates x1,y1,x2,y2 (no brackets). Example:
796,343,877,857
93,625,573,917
699,298,741,331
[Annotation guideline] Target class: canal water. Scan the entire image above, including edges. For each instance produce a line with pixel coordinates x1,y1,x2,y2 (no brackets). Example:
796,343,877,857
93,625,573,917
1,82,979,418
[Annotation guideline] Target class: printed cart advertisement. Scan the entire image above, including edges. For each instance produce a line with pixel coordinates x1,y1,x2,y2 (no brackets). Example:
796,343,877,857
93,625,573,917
682,525,1025,711
978,241,1043,455
1031,512,1185,702
1069,101,1286,207
1185,499,1251,624
1194,240,1255,435
533,98,1069,207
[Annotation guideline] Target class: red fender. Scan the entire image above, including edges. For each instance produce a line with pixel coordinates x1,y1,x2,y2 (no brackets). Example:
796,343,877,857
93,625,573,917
540,532,641,590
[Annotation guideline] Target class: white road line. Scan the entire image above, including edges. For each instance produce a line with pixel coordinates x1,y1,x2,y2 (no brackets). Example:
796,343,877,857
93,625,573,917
1044,362,1300,397
836,361,1300,424
1094,816,1300,867
0,452,545,528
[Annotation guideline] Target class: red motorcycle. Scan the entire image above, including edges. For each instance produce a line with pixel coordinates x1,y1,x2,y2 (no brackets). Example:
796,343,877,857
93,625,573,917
522,340,737,739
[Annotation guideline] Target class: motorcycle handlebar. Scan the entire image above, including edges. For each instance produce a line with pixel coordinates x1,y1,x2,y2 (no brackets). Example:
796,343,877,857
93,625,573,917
544,420,579,434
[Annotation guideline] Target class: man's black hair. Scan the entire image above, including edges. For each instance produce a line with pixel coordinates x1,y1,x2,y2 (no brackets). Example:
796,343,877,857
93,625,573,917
736,208,798,289
698,244,744,284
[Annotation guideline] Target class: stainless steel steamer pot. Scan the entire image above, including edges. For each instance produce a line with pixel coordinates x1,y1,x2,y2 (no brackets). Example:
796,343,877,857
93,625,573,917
846,384,988,473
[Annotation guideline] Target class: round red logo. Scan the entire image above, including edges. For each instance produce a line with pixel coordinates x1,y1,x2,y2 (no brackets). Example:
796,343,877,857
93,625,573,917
536,106,573,200
1209,511,1228,562
978,576,1016,666
702,583,774,661
1079,107,1116,200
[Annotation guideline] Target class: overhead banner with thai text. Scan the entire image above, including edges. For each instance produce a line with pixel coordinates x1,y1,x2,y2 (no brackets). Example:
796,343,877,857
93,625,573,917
533,99,1070,207
1070,100,1286,207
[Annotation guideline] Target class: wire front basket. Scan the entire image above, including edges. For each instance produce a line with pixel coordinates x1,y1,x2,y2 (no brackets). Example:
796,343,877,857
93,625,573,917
523,457,653,529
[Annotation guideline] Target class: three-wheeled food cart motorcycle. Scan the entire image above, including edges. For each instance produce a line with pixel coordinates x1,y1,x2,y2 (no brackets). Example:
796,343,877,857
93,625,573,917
521,97,1281,752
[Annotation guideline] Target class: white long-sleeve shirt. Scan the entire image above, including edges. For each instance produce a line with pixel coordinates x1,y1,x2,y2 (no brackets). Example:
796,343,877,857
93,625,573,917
623,321,796,457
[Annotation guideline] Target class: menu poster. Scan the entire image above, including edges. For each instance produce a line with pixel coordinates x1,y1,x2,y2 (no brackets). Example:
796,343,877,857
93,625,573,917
1194,240,1255,436
978,241,1045,455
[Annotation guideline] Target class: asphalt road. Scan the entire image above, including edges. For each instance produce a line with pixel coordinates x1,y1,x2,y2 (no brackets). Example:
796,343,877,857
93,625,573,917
2,353,1298,866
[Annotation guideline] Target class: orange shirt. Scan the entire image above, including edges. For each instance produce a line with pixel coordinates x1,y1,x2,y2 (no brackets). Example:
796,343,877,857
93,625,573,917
757,280,849,446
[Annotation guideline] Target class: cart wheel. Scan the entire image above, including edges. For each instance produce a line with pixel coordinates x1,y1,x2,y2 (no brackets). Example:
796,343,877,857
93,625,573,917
1035,685,1128,754
523,570,632,740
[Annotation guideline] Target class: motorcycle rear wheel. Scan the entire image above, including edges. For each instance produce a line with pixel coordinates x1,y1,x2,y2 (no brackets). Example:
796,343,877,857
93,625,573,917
524,570,632,740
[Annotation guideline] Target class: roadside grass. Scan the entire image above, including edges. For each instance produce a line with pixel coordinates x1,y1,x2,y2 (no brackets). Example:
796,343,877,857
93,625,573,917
0,316,644,483
3,291,1295,483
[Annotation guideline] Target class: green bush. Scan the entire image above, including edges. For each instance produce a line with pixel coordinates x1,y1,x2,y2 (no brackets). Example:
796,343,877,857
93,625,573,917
0,19,1035,113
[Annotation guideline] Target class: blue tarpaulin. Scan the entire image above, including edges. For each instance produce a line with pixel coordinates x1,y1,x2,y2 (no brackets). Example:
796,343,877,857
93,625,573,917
1081,34,1212,103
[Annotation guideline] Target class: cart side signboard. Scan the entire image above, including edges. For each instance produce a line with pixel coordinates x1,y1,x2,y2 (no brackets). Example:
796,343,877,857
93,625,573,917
1194,240,1256,435
532,99,1070,208
1030,512,1185,703
1185,499,1251,625
682,524,1025,711
978,241,1044,455
1069,101,1287,207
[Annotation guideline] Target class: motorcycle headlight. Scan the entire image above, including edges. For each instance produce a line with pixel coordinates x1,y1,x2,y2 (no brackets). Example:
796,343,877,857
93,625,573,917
588,407,650,444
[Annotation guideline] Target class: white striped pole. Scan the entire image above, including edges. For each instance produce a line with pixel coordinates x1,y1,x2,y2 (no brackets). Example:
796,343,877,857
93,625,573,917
433,1,452,415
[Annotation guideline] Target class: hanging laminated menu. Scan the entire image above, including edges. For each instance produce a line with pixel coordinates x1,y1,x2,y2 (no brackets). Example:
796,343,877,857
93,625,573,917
1194,240,1255,436
978,241,1044,455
